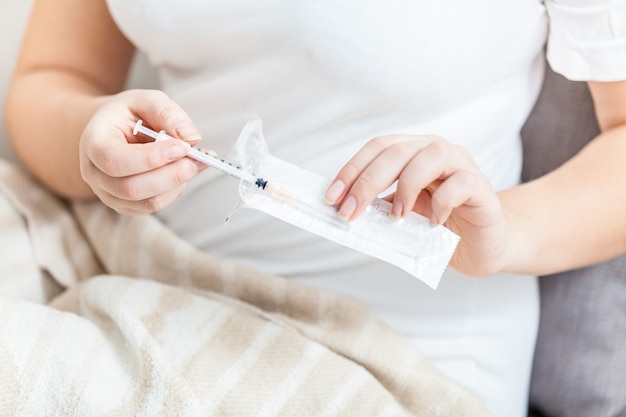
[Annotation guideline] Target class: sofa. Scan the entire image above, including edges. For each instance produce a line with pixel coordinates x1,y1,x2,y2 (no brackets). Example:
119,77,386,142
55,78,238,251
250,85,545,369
521,63,626,417
2,2,624,416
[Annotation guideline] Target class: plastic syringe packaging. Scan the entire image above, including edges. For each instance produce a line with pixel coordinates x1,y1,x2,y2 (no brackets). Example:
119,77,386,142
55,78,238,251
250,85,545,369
228,116,460,289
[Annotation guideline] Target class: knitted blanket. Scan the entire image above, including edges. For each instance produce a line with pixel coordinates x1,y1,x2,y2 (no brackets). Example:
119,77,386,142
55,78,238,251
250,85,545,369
0,160,491,416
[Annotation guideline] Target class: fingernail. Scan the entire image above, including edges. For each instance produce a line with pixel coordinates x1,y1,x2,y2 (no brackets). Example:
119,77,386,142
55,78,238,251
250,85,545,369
325,180,345,204
391,200,403,219
175,124,202,141
338,195,357,221
165,143,189,160
430,212,440,226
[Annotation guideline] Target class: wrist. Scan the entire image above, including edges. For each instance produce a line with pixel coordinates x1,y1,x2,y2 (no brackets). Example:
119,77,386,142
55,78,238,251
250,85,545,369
496,191,537,275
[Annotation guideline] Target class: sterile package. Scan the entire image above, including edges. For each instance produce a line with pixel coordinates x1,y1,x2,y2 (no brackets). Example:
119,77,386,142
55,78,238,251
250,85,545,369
229,116,460,289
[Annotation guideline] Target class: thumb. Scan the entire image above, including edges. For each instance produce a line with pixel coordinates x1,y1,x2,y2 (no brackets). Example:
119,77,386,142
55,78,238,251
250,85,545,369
125,89,202,144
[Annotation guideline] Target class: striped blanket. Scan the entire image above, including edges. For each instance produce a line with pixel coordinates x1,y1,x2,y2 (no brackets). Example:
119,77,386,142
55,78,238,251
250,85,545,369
0,159,491,417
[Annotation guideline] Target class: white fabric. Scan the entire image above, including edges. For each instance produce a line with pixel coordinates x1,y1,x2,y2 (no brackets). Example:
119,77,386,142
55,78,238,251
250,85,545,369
104,1,625,416
0,159,492,417
546,0,626,81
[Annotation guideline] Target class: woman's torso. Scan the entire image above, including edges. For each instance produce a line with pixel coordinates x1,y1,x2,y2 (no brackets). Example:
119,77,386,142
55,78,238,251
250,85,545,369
106,2,547,414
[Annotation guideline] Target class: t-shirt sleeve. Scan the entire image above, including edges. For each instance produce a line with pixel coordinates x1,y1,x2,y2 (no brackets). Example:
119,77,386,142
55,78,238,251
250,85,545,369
545,0,626,81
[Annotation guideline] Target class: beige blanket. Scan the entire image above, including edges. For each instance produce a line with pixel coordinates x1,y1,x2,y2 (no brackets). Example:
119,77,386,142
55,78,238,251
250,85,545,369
0,159,491,417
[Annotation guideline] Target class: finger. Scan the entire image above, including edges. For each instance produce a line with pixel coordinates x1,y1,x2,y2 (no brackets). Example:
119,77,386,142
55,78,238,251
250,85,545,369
392,141,474,218
96,183,188,215
410,189,435,219
88,137,194,177
125,90,202,143
336,141,422,220
325,134,423,205
384,186,438,220
382,191,433,221
96,157,204,201
429,170,495,226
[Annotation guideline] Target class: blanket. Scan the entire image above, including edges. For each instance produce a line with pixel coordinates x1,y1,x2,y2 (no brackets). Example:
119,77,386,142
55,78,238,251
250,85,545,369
0,159,491,417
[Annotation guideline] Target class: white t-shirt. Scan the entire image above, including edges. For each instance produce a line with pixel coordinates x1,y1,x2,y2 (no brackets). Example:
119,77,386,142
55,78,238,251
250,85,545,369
106,1,626,416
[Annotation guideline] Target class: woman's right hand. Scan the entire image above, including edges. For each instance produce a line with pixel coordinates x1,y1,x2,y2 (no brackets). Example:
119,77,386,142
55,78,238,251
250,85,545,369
79,89,207,214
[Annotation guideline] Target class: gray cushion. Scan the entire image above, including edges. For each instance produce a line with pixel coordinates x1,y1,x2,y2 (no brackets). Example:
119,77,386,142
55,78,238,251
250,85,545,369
521,62,626,417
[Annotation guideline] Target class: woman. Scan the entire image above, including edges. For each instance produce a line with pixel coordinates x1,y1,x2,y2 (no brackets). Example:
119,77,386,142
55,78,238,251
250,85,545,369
6,1,626,415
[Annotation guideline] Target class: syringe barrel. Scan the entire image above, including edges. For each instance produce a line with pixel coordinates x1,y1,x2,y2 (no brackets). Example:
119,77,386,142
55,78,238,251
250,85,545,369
133,119,260,186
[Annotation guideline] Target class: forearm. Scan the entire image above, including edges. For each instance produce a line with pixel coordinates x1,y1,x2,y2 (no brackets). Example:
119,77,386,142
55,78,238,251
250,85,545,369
6,70,111,198
499,123,626,275
5,0,136,199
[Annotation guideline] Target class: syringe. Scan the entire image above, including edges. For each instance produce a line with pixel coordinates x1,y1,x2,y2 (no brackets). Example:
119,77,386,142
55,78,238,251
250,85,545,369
133,120,271,191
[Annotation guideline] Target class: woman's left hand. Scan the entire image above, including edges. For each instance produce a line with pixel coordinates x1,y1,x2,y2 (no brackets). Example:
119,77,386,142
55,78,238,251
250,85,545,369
324,134,510,276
